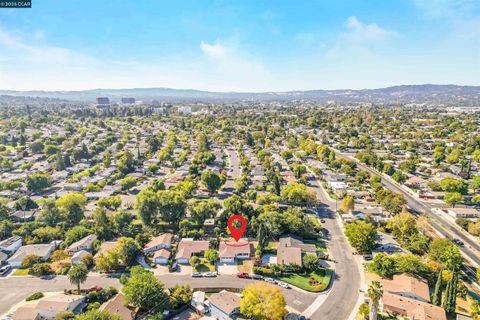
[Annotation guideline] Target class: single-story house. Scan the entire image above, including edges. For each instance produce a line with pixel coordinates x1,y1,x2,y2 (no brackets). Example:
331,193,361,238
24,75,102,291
446,208,480,219
99,294,137,320
275,235,317,266
8,242,56,268
143,233,173,254
0,235,22,253
218,238,251,264
10,210,37,222
14,293,85,320
378,273,446,320
153,249,171,265
94,241,118,258
71,250,91,265
175,238,209,264
67,234,97,255
205,291,241,320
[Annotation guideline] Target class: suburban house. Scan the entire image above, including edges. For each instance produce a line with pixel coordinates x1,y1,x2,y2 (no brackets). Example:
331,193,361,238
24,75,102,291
378,273,447,320
99,294,137,320
10,210,37,222
71,250,91,265
275,235,317,266
67,234,97,255
8,242,57,268
205,291,241,320
218,238,251,264
0,235,22,253
153,249,171,265
446,208,480,219
143,233,173,254
13,293,85,320
94,241,118,258
175,238,209,264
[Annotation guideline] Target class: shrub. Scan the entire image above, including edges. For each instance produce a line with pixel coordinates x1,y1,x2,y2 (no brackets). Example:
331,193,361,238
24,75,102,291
29,263,54,277
26,292,44,301
22,254,42,268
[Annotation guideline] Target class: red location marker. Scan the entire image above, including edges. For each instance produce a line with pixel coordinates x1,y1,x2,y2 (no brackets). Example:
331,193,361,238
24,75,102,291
227,215,247,242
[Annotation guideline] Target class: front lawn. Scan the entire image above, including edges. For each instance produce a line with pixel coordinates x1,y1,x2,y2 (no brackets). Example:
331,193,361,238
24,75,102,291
12,268,29,276
194,259,215,272
280,269,333,292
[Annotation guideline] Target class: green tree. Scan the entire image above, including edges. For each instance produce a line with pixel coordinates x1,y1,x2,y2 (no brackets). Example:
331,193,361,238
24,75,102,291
444,192,464,207
95,250,121,273
56,193,86,225
168,285,192,309
26,173,51,192
29,263,53,276
302,254,321,272
135,189,159,225
368,253,396,278
280,182,317,206
432,269,443,306
76,310,121,320
36,200,62,226
240,283,287,320
201,170,225,194
204,249,218,264
117,237,140,266
68,264,88,293
157,190,187,225
428,238,463,270
22,254,42,268
345,221,377,253
123,266,168,310
367,281,383,320
341,195,354,213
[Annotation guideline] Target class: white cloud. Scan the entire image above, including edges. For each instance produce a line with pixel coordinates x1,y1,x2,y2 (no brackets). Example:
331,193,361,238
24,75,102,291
344,16,391,42
200,40,228,59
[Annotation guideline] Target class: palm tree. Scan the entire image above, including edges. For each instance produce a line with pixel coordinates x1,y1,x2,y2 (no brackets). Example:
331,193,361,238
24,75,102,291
368,281,384,320
68,264,88,294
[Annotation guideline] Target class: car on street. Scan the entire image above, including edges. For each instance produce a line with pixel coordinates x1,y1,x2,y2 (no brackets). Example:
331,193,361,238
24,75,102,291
363,254,373,261
0,265,11,276
264,277,277,284
191,272,202,278
277,281,290,289
203,272,217,277
251,274,264,280
453,238,464,246
237,272,250,279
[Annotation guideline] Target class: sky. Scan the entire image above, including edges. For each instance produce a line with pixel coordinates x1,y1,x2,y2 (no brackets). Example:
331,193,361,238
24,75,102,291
0,0,479,92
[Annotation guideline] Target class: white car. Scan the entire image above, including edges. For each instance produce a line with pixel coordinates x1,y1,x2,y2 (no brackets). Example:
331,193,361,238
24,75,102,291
264,277,277,284
203,272,217,277
277,281,290,289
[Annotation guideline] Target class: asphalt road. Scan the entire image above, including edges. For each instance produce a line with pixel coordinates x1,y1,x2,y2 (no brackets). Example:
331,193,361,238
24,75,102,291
337,151,480,266
0,274,316,315
307,172,361,320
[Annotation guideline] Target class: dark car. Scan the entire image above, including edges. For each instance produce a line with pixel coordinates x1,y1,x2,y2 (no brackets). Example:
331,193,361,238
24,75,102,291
0,265,11,276
453,238,464,246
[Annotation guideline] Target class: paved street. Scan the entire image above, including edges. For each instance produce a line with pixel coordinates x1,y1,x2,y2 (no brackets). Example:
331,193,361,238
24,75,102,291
0,274,315,315
306,172,361,320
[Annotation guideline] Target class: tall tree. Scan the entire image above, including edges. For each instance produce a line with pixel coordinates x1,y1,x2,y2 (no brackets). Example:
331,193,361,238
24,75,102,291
367,281,383,320
240,283,287,320
432,269,443,306
68,264,88,294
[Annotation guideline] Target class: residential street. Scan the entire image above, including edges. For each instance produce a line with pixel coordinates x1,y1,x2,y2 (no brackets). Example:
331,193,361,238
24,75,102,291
306,172,361,320
0,274,316,315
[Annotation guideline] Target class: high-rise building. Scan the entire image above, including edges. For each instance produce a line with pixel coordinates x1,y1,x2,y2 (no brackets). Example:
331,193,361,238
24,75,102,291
121,97,135,104
96,97,110,107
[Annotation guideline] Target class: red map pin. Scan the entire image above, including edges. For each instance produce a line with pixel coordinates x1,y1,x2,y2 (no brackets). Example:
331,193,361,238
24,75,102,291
227,215,247,242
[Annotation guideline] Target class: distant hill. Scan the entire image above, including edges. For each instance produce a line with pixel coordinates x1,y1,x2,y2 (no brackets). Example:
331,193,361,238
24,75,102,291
0,84,479,105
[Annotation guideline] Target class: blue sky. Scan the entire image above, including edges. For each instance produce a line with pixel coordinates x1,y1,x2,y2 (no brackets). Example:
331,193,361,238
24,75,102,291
0,0,478,91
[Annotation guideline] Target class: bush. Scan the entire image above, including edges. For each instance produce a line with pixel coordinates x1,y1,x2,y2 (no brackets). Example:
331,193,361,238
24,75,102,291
252,266,275,277
29,263,54,277
26,292,44,301
22,254,42,268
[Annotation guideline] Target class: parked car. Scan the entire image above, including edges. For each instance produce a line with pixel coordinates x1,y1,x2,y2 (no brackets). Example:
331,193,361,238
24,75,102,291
320,219,326,223
171,262,179,272
277,281,290,289
237,272,250,279
251,274,264,280
264,277,277,284
203,272,217,277
87,286,103,292
0,265,11,276
191,272,202,278
363,254,373,261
